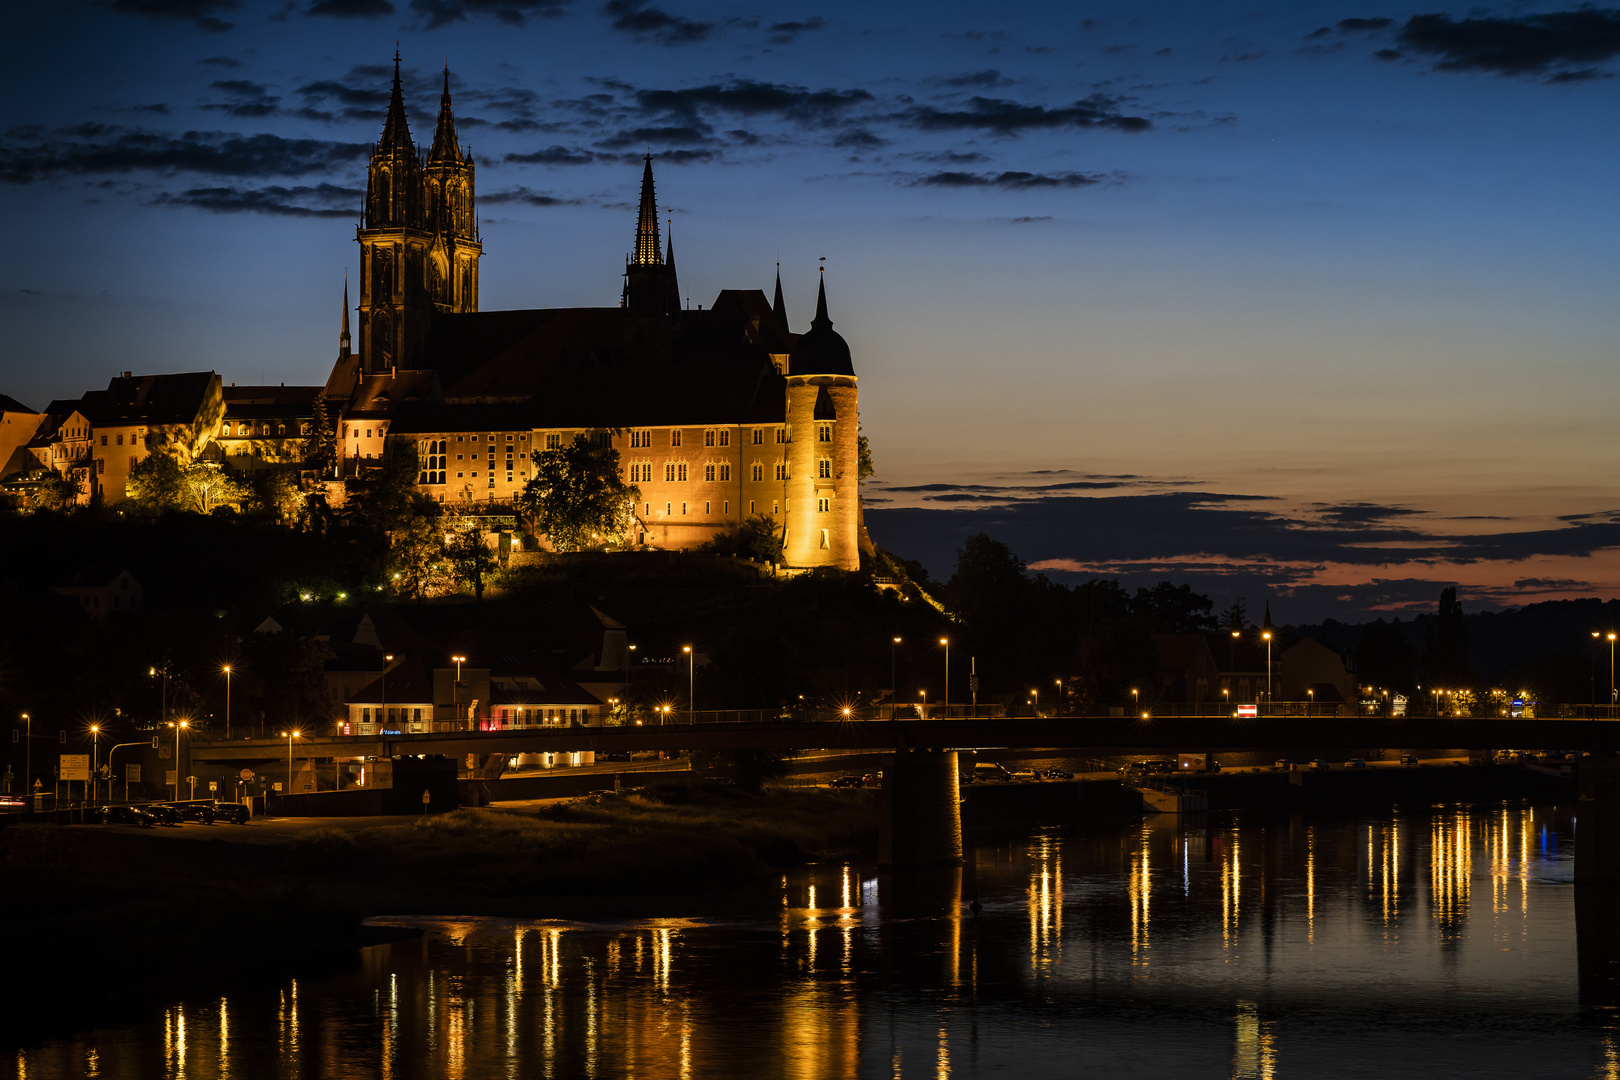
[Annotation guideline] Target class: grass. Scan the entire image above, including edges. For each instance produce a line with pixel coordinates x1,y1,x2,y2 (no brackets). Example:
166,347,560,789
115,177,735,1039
337,783,878,897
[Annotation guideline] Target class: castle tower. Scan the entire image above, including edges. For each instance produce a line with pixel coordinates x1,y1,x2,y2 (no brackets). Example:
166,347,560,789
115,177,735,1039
357,53,433,373
783,272,860,571
423,66,481,315
624,156,677,316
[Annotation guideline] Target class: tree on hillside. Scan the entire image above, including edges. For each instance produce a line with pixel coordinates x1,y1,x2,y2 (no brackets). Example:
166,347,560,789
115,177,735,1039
182,461,251,514
518,434,639,551
305,395,337,479
389,517,453,601
1220,599,1249,633
857,425,875,485
943,534,1083,698
126,453,188,509
1422,586,1471,687
354,440,420,531
1131,581,1217,633
446,523,498,601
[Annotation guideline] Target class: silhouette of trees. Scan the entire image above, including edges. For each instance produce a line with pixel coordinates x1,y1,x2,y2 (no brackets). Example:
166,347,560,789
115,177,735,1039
1355,619,1418,694
1422,586,1472,686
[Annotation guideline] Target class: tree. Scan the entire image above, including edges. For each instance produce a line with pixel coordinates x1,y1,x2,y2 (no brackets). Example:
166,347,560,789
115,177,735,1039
126,453,187,510
250,466,305,523
518,435,639,551
305,394,337,479
1356,619,1418,694
182,461,251,514
355,439,419,531
1131,581,1216,633
23,470,81,511
446,523,497,601
389,518,453,600
1220,599,1249,633
1421,586,1471,687
857,425,875,485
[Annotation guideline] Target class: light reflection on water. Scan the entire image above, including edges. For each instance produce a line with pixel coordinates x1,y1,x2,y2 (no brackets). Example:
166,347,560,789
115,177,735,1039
15,802,1620,1079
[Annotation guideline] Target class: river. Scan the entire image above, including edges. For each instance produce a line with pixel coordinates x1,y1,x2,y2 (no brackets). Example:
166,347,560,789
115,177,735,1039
15,801,1620,1078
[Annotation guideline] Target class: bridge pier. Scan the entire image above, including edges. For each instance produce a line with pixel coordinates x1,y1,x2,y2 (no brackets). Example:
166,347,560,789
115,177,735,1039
878,749,962,869
1576,756,1620,885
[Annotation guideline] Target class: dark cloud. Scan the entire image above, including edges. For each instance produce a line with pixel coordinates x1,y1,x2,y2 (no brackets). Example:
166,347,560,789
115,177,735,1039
0,126,368,185
1349,10,1620,81
918,150,990,164
767,16,823,43
306,0,393,15
937,69,1011,89
201,56,244,68
101,0,238,32
1009,215,1051,223
602,0,713,45
121,103,173,115
915,169,1104,190
1310,501,1424,527
1220,50,1266,63
1514,577,1594,590
631,79,874,124
503,145,596,165
201,79,280,118
833,128,886,149
410,0,567,27
897,94,1151,135
153,182,361,216
596,124,713,149
481,186,582,206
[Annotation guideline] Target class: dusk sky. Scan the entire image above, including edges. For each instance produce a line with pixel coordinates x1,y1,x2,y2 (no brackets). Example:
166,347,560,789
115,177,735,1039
5,0,1619,622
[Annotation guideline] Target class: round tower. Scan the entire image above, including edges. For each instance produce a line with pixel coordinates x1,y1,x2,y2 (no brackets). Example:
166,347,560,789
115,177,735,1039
782,272,859,571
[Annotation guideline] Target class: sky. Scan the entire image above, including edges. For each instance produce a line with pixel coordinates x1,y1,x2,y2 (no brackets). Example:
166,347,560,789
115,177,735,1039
3,0,1619,624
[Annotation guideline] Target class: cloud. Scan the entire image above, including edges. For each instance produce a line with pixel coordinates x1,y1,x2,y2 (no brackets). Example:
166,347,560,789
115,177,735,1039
410,0,567,26
201,79,280,118
897,94,1151,135
833,127,886,149
480,185,582,206
152,182,361,216
201,56,244,68
100,0,238,32
1351,9,1620,81
306,0,393,15
503,144,596,165
630,79,874,124
767,16,823,43
1309,501,1424,527
937,69,1011,89
914,169,1105,190
1513,577,1594,591
602,0,713,44
0,126,368,185
596,124,713,149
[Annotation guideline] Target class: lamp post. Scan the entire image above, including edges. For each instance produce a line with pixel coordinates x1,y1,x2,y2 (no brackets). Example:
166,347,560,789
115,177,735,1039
1592,631,1601,707
918,689,926,720
222,665,232,740
1030,688,1038,717
683,645,694,724
1230,629,1240,674
89,724,99,805
1055,679,1063,717
1609,632,1617,711
1223,688,1230,715
282,729,301,800
891,637,902,704
169,719,188,801
1307,688,1314,717
150,664,168,728
1261,631,1273,713
20,712,29,802
940,637,950,712
451,654,467,731
1131,688,1139,713
381,653,393,730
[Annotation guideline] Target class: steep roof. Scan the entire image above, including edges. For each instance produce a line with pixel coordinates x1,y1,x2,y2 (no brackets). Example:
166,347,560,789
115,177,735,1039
76,372,217,427
0,394,35,413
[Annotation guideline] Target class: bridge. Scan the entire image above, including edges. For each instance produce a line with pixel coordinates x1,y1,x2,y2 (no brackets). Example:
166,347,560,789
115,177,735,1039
186,716,1620,880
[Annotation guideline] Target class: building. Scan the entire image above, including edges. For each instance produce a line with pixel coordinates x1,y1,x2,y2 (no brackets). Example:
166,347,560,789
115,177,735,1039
51,570,144,624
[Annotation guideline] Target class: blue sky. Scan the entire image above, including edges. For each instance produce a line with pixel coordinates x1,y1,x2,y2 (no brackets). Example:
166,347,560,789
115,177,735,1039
4,0,1619,621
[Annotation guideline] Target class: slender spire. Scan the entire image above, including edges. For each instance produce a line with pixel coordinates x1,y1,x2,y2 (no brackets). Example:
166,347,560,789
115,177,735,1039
772,263,788,331
429,65,461,163
665,217,681,314
340,277,351,358
379,50,414,153
632,154,661,265
812,266,832,329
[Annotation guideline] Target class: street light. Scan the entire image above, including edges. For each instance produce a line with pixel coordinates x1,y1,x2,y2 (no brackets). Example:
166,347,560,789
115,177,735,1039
451,654,467,730
918,688,927,719
1230,629,1240,674
1055,679,1063,717
684,645,694,723
1609,633,1617,709
1261,631,1273,712
282,729,302,799
939,637,950,712
1592,631,1601,707
222,665,232,740
1307,688,1314,717
381,653,394,730
891,637,902,702
168,719,189,801
1131,688,1139,712
20,712,29,802
89,724,99,805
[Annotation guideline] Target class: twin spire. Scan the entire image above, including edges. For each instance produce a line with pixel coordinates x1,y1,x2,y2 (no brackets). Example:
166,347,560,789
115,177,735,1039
633,154,662,266
377,53,463,163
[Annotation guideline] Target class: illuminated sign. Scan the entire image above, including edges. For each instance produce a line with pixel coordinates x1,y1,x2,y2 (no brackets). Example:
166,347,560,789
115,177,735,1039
1237,704,1258,718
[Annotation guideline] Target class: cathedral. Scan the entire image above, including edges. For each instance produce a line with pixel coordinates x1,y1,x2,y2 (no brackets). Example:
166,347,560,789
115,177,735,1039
324,57,866,571
2,56,868,573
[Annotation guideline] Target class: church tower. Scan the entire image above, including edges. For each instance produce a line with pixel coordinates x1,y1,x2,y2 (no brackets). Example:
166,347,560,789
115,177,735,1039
356,53,442,374
423,67,481,315
623,156,678,317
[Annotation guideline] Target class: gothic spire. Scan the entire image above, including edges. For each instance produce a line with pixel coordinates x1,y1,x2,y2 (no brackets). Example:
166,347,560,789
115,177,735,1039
665,217,681,313
429,65,461,163
633,154,661,265
340,277,351,359
812,266,832,329
379,50,414,154
772,263,788,331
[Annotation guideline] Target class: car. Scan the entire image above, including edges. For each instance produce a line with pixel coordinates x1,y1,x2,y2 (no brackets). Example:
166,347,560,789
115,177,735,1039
1310,759,1331,771
0,794,27,811
1008,768,1040,783
861,773,883,788
144,804,182,825
99,805,156,827
1398,754,1419,765
212,802,250,824
1044,768,1074,780
1344,758,1367,770
829,775,863,789
972,763,1013,783
1130,759,1172,774
172,803,216,824
1273,759,1295,772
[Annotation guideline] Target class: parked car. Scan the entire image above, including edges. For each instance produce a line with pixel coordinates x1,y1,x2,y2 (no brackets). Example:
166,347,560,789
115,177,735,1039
1131,759,1172,774
1398,754,1419,765
1272,759,1295,772
972,763,1013,783
861,773,883,788
1044,768,1074,780
1310,759,1331,771
212,802,250,824
1344,758,1367,770
172,803,216,824
144,804,181,825
99,805,156,827
1009,768,1040,783
829,775,863,789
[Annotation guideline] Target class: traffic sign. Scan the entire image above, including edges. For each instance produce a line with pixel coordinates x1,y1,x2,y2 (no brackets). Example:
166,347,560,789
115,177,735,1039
59,755,90,781
126,764,141,783
239,768,253,782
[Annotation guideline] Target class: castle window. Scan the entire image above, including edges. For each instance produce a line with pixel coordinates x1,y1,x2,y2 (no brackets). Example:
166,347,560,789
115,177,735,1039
751,463,763,482
671,430,682,447
116,434,124,446
774,463,789,481
366,429,372,438
724,501,730,515
775,428,786,444
704,501,710,515
546,433,562,450
719,430,730,447
749,500,756,514
818,459,831,479
820,529,830,550
752,429,763,445
277,424,286,437
678,463,687,481
704,464,715,482
773,501,779,515
100,435,107,446
506,434,513,442
665,502,671,517
818,424,831,443
665,463,675,482
681,502,688,516
818,497,830,513
719,464,730,482
704,430,714,447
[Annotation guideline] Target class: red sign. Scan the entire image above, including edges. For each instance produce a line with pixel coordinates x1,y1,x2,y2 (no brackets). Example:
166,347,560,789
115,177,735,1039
1237,704,1258,718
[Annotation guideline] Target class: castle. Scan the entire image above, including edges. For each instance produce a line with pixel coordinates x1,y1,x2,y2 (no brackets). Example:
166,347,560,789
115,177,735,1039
1,57,868,572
